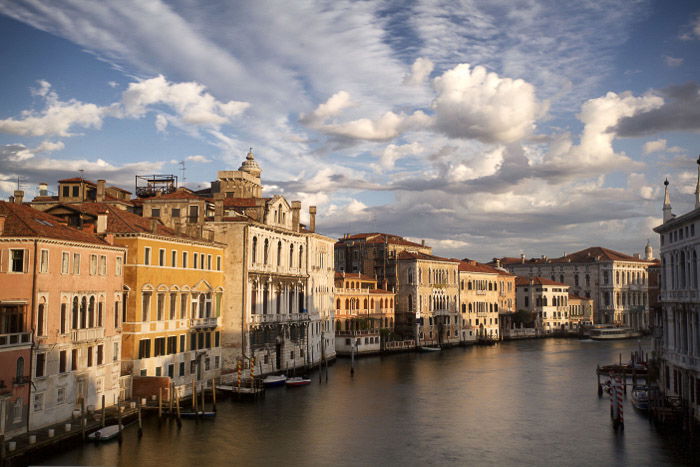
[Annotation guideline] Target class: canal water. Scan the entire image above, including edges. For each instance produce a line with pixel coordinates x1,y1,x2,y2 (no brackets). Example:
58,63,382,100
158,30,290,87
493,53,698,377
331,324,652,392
35,338,696,466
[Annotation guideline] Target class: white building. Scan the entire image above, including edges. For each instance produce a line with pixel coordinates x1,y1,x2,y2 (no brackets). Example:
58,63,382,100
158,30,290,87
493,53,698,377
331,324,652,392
653,169,700,426
515,276,570,335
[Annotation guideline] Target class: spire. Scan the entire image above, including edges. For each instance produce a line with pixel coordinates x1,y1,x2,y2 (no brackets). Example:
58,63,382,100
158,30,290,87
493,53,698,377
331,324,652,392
663,178,673,223
238,147,261,178
695,155,700,209
645,239,653,261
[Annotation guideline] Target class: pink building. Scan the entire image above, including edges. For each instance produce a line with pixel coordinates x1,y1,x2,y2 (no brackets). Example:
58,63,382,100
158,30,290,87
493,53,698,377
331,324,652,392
0,198,126,433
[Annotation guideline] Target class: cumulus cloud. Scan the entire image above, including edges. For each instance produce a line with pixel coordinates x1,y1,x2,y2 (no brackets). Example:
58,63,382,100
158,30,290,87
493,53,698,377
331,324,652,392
680,16,700,40
643,138,683,154
614,82,700,136
186,155,212,163
431,64,546,143
317,110,431,141
373,142,424,171
299,91,353,126
664,55,684,67
403,57,434,86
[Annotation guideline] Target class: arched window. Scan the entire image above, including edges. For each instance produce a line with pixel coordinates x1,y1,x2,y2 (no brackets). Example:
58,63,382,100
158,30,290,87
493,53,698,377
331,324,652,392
80,297,87,328
336,299,341,310
89,296,95,327
263,239,269,264
364,298,368,310
252,237,258,263
468,281,472,290
98,301,103,327
345,299,349,310
289,245,294,267
277,241,282,266
408,294,413,312
72,297,79,329
299,246,303,269
263,285,269,314
251,284,257,314
37,302,45,336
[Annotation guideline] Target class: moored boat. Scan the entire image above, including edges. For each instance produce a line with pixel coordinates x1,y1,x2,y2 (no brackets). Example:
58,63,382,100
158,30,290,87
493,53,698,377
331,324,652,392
87,424,122,441
285,376,311,387
631,385,650,411
179,410,216,418
419,346,441,352
262,374,287,387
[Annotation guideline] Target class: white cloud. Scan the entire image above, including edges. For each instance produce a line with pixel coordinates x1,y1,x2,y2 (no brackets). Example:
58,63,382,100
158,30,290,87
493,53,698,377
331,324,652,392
403,57,434,86
643,138,684,154
374,142,424,171
431,64,546,143
664,55,683,67
299,91,353,126
155,114,168,132
186,155,211,163
318,110,431,141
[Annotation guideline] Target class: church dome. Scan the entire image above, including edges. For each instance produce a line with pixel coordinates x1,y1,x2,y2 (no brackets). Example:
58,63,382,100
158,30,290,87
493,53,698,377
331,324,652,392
239,148,261,177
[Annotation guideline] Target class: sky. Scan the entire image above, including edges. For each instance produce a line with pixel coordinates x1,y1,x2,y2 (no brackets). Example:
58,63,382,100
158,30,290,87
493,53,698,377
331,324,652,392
0,0,699,262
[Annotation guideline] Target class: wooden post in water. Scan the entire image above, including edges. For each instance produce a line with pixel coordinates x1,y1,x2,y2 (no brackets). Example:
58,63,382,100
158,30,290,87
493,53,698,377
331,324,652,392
211,378,217,412
192,377,197,411
137,402,143,438
175,389,182,428
201,382,206,415
80,397,86,441
117,400,122,434
168,383,174,416
158,387,163,419
101,394,106,427
597,365,602,397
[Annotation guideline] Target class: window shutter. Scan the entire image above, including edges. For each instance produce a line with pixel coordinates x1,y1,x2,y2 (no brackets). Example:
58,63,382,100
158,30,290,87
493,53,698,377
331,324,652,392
23,248,29,273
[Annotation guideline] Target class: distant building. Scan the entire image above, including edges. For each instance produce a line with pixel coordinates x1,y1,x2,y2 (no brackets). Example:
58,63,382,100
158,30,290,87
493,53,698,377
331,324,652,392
653,166,700,426
515,276,570,335
333,272,395,355
0,198,126,433
496,245,654,330
568,293,594,328
31,178,133,212
396,251,460,347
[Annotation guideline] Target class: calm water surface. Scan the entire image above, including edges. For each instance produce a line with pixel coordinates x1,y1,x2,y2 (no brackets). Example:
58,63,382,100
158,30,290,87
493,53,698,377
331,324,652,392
36,338,696,466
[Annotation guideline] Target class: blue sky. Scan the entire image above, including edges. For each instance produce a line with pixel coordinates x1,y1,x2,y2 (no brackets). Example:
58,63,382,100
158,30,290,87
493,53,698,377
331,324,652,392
0,0,699,261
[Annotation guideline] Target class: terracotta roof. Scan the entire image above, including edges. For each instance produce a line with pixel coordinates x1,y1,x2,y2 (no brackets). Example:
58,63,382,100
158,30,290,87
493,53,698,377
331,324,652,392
334,272,375,281
458,259,501,274
568,293,591,301
107,186,132,194
143,189,206,201
338,232,427,248
30,196,59,202
515,276,569,287
222,197,261,207
0,201,109,245
51,203,179,237
368,288,393,294
397,250,459,263
58,177,96,185
553,246,652,264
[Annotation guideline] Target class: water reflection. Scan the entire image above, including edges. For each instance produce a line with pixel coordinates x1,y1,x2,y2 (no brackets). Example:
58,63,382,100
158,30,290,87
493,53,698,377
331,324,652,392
36,338,696,466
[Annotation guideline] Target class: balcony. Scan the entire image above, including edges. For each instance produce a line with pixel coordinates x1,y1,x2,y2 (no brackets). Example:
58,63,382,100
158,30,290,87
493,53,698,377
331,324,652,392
70,327,105,343
250,312,310,324
190,317,219,329
0,332,31,349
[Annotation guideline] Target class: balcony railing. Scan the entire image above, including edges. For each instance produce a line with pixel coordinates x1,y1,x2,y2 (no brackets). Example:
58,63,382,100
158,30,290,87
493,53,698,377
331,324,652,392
0,332,31,348
250,312,309,324
190,317,219,329
70,327,105,343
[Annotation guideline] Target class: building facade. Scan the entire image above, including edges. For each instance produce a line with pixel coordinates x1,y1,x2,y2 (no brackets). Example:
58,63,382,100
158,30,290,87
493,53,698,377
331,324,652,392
0,199,126,432
653,173,700,425
515,276,570,335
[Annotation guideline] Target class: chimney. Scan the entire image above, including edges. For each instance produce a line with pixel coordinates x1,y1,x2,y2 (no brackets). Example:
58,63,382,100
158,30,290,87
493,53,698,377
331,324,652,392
13,190,24,204
496,259,501,268
104,234,114,245
214,199,224,222
174,220,182,235
309,206,317,233
520,253,525,263
96,211,108,234
150,218,158,234
39,183,48,197
0,215,6,235
291,201,301,232
421,239,425,246
96,180,106,202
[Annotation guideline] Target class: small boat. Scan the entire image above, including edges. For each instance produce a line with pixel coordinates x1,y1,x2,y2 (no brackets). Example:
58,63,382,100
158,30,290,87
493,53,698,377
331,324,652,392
88,424,122,441
179,411,216,418
631,386,650,411
419,346,441,352
285,376,311,387
262,374,287,387
589,327,640,340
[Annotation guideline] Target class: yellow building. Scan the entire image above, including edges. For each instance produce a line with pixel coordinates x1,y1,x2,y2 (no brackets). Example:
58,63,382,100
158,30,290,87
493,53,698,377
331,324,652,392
45,203,225,392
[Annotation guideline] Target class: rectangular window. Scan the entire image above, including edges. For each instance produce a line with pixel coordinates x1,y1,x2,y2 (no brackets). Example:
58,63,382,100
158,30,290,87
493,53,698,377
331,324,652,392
205,332,211,349
61,252,70,274
71,348,78,371
154,337,166,357
207,254,212,270
179,361,185,376
114,301,120,328
73,253,80,274
57,387,65,405
155,366,162,377
116,256,123,276
140,369,147,376
39,249,49,273
87,346,93,367
138,339,151,359
62,185,69,197
72,186,79,197
113,342,119,362
171,250,177,267
152,208,161,218
159,249,165,266
90,254,97,275
182,252,188,268
216,256,221,271
35,353,46,377
215,331,220,347
168,364,174,378
201,254,205,269
188,205,198,222
99,255,106,275
172,208,181,218
10,249,25,272
190,333,196,351
60,303,66,334
179,334,185,353
59,350,67,373
167,336,177,354
144,247,151,265
33,393,44,412
97,344,104,365
193,253,198,269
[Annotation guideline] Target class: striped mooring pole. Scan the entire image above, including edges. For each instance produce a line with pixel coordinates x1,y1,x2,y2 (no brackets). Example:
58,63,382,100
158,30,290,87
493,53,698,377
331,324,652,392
610,374,624,430
237,359,242,389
